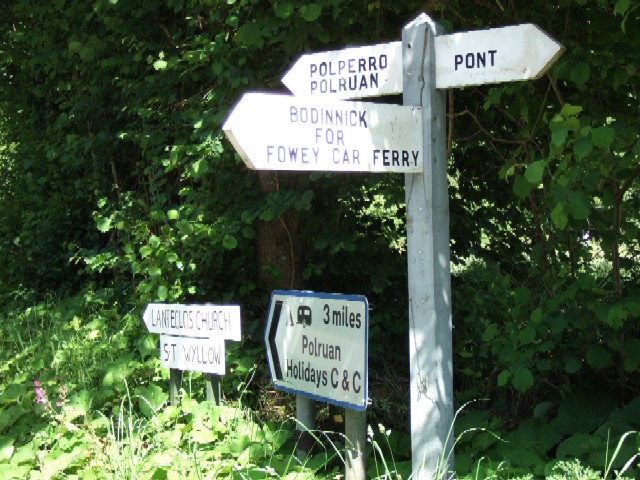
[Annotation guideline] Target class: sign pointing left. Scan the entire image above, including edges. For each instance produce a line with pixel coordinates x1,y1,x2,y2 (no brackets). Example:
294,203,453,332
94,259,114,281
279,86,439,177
143,303,242,340
223,93,423,173
281,41,403,99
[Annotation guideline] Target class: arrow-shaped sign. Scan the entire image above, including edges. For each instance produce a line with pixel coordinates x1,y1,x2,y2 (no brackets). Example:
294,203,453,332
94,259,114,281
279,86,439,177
264,290,369,410
282,41,403,100
143,303,242,340
223,93,423,173
434,23,564,89
280,24,563,97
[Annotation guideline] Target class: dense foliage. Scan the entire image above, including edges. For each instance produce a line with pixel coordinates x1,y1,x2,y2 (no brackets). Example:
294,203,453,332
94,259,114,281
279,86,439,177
1,0,639,478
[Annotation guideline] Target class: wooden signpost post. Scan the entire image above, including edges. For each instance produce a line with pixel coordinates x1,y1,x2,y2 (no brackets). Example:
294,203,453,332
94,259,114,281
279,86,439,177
142,303,242,405
223,14,563,480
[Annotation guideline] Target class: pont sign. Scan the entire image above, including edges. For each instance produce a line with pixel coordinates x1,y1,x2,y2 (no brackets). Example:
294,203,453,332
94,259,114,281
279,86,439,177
454,50,497,71
434,23,564,89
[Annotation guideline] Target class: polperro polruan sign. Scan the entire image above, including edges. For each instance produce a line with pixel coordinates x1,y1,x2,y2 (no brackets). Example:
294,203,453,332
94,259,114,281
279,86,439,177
264,290,368,410
281,41,403,99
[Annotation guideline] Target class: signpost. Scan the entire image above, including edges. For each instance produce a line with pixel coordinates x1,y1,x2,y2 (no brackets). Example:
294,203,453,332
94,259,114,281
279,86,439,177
222,93,423,173
223,14,564,480
142,303,242,405
264,290,368,410
403,16,453,478
264,290,368,479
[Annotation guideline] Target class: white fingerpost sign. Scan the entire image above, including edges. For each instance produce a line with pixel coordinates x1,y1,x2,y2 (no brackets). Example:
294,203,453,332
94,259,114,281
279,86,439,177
264,290,369,411
280,24,564,97
160,335,226,375
143,303,242,341
434,23,565,89
282,41,403,99
222,93,423,173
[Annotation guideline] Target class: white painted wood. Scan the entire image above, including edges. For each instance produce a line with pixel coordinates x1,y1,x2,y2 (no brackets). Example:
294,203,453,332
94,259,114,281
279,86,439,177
282,41,403,99
222,93,423,173
435,23,564,89
264,290,368,410
403,14,454,479
143,303,241,340
160,334,226,374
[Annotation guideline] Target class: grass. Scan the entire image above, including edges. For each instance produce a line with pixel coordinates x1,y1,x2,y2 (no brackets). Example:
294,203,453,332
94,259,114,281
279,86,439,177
1,288,640,478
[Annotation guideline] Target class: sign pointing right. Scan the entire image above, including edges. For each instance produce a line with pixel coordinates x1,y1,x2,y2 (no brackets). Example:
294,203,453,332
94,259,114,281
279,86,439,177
434,23,565,89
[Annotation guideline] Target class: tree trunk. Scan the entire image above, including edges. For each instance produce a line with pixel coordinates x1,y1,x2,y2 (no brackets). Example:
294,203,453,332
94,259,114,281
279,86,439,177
256,171,302,290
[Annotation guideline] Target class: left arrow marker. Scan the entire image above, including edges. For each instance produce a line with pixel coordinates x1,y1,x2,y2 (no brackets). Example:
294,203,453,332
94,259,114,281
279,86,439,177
268,300,284,380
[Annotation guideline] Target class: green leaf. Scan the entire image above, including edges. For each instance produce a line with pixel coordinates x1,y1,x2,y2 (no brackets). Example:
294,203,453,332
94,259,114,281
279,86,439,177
259,209,275,221
153,59,168,70
586,345,613,370
514,286,530,308
136,385,168,417
570,62,591,86
551,128,568,147
614,0,631,15
573,136,593,159
482,323,499,342
591,126,615,148
567,191,590,220
524,160,545,185
512,367,534,392
551,202,568,230
300,4,322,21
530,308,543,323
157,285,168,301
560,103,583,117
565,357,582,374
513,175,532,199
96,216,112,232
167,209,179,220
518,325,536,345
235,23,264,48
497,370,510,387
223,234,238,250
274,2,294,18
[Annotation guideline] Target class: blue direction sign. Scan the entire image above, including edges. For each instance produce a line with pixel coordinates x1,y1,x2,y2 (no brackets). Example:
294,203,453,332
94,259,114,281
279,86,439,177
264,290,369,410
